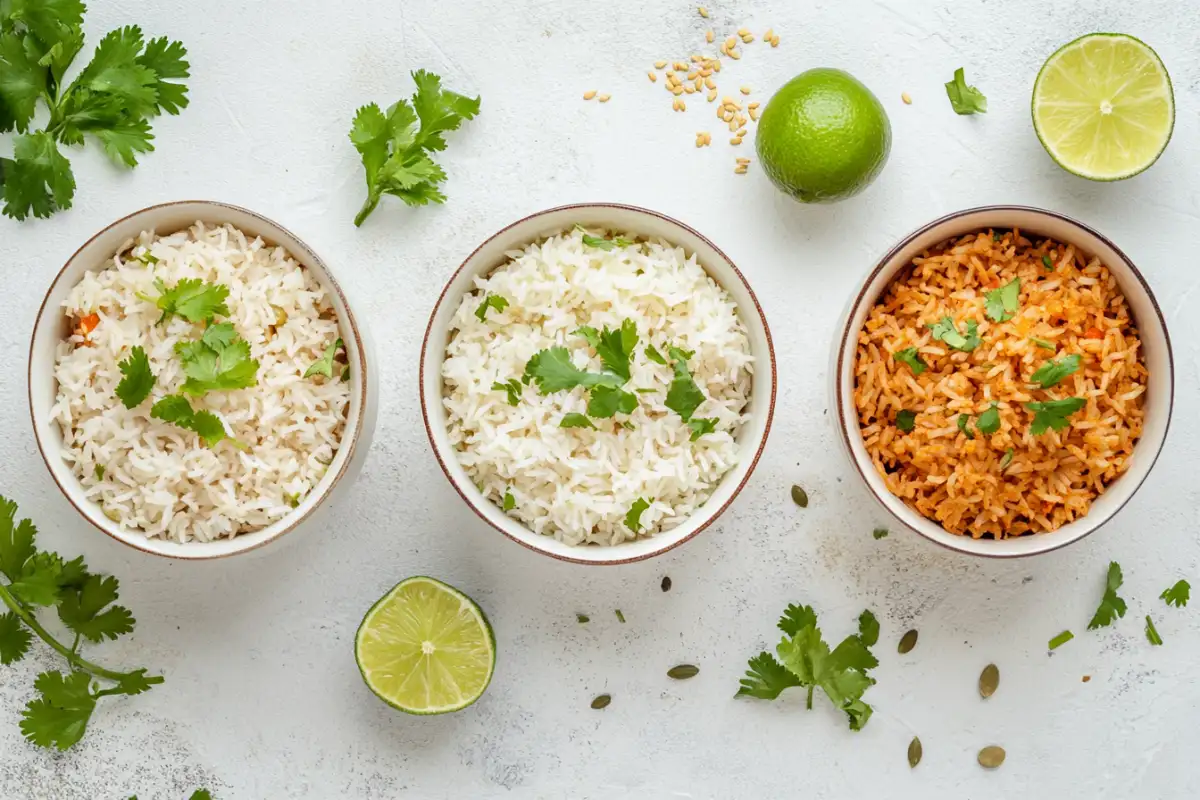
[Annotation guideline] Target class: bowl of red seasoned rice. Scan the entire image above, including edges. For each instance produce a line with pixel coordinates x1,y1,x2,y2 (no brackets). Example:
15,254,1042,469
833,206,1173,557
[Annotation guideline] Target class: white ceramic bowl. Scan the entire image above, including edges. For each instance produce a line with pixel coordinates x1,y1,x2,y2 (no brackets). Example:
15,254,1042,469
832,205,1174,557
29,201,379,560
420,203,777,565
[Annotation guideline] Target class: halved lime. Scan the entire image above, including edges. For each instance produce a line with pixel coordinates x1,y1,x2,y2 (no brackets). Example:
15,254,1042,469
355,576,495,715
1032,33,1174,181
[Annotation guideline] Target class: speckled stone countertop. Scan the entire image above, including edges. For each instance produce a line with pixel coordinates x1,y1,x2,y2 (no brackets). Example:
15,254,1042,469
2,0,1198,797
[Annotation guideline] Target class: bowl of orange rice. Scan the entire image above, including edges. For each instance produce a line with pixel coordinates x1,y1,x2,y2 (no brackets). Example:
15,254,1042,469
833,206,1173,557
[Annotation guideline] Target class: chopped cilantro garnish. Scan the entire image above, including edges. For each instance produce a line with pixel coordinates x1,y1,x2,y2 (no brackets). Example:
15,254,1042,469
664,347,705,422
1029,354,1081,389
644,344,667,365
1048,630,1073,650
1030,337,1056,350
1145,615,1163,646
591,319,638,381
491,379,522,406
894,347,927,375
944,67,987,115
895,410,916,432
474,293,508,322
1161,580,1190,608
559,413,596,430
957,414,975,440
179,324,260,394
984,278,1020,323
114,346,155,409
1087,562,1127,630
502,490,515,511
1025,396,1085,435
928,316,981,352
523,347,622,393
576,225,636,250
625,498,650,532
872,527,888,540
150,395,243,449
1042,254,1054,270
687,417,718,441
587,385,637,418
999,447,1014,469
975,402,1000,435
136,278,229,325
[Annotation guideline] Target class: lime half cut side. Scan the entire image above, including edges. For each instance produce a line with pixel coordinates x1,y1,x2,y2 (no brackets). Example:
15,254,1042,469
355,576,496,715
1032,33,1174,181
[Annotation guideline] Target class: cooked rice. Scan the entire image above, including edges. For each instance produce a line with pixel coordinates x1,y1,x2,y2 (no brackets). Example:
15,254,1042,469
853,229,1147,537
50,222,351,543
442,226,754,546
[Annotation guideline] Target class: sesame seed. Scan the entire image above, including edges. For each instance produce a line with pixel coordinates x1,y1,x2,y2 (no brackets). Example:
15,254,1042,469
648,71,658,83
583,90,597,100
655,60,668,69
705,30,714,43
902,92,913,104
698,6,709,17
598,93,611,103
740,85,751,95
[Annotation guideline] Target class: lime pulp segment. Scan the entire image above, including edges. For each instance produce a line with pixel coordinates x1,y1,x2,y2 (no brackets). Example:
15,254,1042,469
1032,33,1174,181
355,576,495,715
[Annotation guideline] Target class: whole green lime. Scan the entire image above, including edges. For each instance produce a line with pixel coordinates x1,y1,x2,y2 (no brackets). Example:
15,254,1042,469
755,68,892,203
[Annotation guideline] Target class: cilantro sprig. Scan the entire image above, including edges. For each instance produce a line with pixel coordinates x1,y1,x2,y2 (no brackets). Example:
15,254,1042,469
574,225,636,251
737,604,879,731
1025,396,1085,435
303,337,343,380
894,347,927,375
1087,561,1127,630
115,346,154,408
0,9,190,220
178,323,259,394
665,347,706,423
0,495,163,750
151,394,243,450
136,278,229,325
1029,354,1081,389
944,67,987,115
474,294,508,322
349,69,480,227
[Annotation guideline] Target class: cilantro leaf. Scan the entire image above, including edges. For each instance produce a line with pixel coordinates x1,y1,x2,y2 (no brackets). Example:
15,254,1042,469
928,316,980,352
114,668,160,696
999,447,1014,469
894,347,927,375
491,379,522,406
177,324,259,394
1145,615,1163,646
71,26,158,118
1031,337,1056,350
20,670,95,751
138,278,229,325
944,66,987,115
1,131,75,219
474,293,508,322
0,495,37,581
896,409,916,432
778,604,818,637
114,346,154,408
624,497,650,533
644,344,667,365
0,31,48,132
687,417,718,441
502,490,515,511
857,610,880,647
190,792,212,800
0,611,32,664
872,527,888,540
975,402,1000,435
523,347,622,393
1029,354,1081,389
665,348,705,422
957,413,975,440
349,70,479,227
573,326,600,348
150,394,239,449
1087,561,1127,630
10,552,63,606
56,573,134,643
559,413,596,430
1161,580,1190,608
985,278,1020,322
587,384,637,418
135,35,190,115
735,651,801,700
302,336,342,380
594,319,638,381
581,233,616,250
1025,396,1085,435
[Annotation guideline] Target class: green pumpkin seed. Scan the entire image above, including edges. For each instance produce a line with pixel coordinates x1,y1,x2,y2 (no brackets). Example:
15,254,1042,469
978,746,1006,769
907,736,922,768
979,664,999,698
667,664,700,680
898,629,918,654
590,694,611,710
790,485,809,508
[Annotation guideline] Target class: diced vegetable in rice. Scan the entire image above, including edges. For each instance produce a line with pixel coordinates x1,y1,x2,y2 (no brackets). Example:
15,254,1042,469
442,226,754,546
50,222,351,543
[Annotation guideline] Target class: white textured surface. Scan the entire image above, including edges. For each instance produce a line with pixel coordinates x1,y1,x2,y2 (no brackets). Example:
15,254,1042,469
1,0,1198,797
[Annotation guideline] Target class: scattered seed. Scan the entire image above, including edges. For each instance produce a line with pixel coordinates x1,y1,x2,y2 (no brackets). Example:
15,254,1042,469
734,165,747,174
598,93,611,103
749,106,761,121
978,746,1006,769
707,89,717,102
712,60,721,72
737,27,750,36
790,485,809,508
698,5,709,17
705,30,714,43
728,49,741,60
902,91,912,104
729,137,741,145
675,99,687,111
741,33,754,44
661,576,672,592
898,629,919,654
739,85,752,95
647,71,657,83
695,131,711,147
615,609,626,623
672,85,684,96
908,736,922,768
769,34,780,47
583,90,597,100
690,54,703,64
576,613,589,623
705,77,716,90
667,664,700,680
655,60,667,69
674,61,688,71
736,127,747,137
1082,675,1091,683
685,85,695,94
591,694,611,709
979,664,1000,698
764,27,774,39
735,157,751,164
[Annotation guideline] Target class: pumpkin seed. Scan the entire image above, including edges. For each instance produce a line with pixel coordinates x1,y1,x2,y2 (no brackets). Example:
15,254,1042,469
591,694,611,710
979,664,999,698
907,736,922,768
667,664,700,680
661,576,672,592
978,745,1006,769
898,629,918,654
790,485,809,508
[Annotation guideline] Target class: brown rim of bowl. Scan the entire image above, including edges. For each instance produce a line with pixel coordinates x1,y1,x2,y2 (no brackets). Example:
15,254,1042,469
28,200,369,560
419,202,778,565
835,203,1175,558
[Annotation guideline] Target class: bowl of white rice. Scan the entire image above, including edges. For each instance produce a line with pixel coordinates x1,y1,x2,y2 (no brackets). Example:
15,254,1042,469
420,204,776,564
29,201,378,559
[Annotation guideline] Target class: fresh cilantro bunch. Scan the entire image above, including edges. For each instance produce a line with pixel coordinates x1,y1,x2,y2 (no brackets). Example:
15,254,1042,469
0,495,163,750
0,3,189,220
349,69,480,227
737,603,880,731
